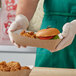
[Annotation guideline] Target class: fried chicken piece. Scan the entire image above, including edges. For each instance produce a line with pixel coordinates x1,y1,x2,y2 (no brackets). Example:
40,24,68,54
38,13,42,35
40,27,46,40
0,61,10,72
6,61,21,71
10,67,20,72
0,61,30,72
33,34,36,38
2,66,10,72
0,61,7,71
21,66,30,70
0,65,5,71
0,61,21,72
28,32,34,35
20,30,26,35
23,33,32,37
20,30,36,38
0,61,6,66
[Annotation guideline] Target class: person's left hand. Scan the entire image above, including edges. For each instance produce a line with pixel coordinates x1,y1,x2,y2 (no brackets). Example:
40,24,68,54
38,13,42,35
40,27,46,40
51,20,76,52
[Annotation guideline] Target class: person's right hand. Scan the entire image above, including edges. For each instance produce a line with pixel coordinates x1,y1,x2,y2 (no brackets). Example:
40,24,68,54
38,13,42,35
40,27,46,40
8,14,29,48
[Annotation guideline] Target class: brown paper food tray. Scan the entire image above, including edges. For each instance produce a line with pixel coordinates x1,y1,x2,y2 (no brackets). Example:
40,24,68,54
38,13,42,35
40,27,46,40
0,69,31,76
12,32,62,50
29,67,76,76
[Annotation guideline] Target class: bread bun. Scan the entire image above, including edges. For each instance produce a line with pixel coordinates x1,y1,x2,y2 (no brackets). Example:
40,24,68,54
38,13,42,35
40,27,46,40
36,28,60,37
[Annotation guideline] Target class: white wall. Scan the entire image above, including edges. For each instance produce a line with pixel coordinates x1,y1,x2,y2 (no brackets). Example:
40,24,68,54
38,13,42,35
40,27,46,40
0,46,36,52
0,53,36,66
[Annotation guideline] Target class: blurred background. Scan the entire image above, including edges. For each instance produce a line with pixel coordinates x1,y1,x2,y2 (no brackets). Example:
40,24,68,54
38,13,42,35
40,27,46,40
0,0,44,66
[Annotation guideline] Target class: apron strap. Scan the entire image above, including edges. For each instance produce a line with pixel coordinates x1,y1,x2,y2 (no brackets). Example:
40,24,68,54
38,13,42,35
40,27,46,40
44,12,76,17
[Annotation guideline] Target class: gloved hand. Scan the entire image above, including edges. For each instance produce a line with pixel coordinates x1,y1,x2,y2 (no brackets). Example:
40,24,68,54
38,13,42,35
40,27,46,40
8,14,29,47
51,20,76,52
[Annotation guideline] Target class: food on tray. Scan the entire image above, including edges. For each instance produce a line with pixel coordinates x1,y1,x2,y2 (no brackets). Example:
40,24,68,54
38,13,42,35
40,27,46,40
21,66,30,70
0,61,10,72
0,61,30,72
36,28,60,40
20,30,36,38
20,28,60,40
0,61,6,66
6,61,21,71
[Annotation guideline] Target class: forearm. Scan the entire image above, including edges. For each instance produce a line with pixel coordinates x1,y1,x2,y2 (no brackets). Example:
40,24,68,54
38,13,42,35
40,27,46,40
16,0,39,21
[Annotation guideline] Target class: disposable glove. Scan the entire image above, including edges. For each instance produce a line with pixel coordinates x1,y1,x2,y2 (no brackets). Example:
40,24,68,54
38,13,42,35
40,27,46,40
8,14,29,47
51,20,76,52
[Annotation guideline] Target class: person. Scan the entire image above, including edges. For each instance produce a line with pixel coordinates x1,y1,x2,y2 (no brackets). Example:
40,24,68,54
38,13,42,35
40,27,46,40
8,0,76,68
